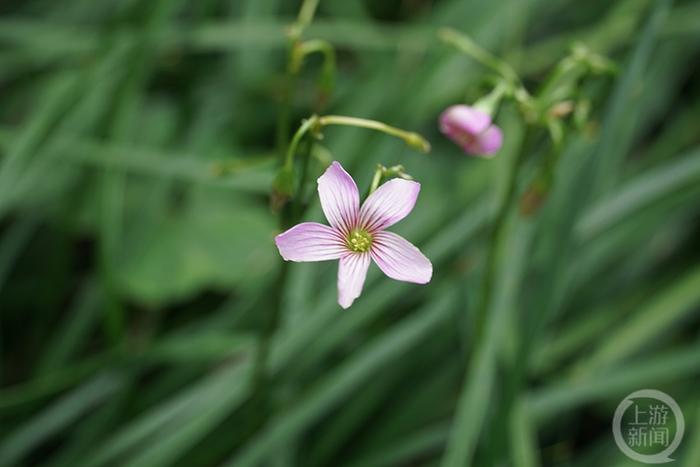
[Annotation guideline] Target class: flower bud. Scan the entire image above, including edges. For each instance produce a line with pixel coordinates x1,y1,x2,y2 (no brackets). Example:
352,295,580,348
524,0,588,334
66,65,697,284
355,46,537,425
404,132,431,153
439,105,503,157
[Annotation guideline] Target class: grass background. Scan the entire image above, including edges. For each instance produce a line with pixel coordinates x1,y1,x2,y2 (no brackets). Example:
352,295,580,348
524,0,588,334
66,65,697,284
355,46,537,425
1,0,700,465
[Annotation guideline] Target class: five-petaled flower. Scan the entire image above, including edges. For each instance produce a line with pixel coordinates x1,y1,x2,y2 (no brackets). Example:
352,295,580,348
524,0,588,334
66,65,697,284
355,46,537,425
275,161,432,308
439,104,503,156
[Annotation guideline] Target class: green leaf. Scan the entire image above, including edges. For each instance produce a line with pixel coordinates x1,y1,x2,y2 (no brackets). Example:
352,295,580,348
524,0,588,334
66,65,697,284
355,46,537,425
115,198,277,305
574,265,700,374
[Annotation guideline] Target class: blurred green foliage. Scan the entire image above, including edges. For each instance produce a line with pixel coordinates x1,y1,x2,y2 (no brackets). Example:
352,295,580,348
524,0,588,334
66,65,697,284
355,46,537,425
1,0,700,466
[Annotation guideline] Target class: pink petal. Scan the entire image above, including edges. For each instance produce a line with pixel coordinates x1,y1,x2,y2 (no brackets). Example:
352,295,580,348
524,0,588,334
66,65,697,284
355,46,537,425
474,125,503,156
337,253,371,309
317,161,360,233
370,231,432,284
439,105,492,137
359,179,420,232
275,222,346,262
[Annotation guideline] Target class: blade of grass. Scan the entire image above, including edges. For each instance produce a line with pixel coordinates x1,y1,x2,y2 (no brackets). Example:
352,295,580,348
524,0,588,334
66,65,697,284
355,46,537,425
306,368,400,467
0,71,83,216
36,279,102,374
0,128,276,193
121,363,255,467
528,343,700,422
442,213,535,467
578,146,700,239
510,397,540,467
592,0,673,195
0,355,114,410
0,372,125,467
348,422,450,467
85,360,252,467
226,289,458,467
0,218,35,294
684,404,700,467
573,265,700,375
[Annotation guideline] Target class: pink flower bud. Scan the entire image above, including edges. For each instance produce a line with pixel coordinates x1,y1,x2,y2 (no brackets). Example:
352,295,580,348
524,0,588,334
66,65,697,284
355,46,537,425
439,105,503,157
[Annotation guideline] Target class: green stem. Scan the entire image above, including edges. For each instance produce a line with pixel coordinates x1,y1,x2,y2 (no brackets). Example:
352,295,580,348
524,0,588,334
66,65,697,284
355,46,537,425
258,0,322,401
295,39,336,104
473,82,509,115
367,164,412,197
277,0,320,157
294,0,321,36
317,115,431,153
252,261,289,390
368,165,384,195
292,39,335,71
282,114,430,177
284,115,319,171
473,130,532,344
292,137,315,223
439,27,521,86
464,131,534,466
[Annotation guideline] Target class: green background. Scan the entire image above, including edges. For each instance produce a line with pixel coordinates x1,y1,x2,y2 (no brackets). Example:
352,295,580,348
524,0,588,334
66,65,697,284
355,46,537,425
1,0,700,466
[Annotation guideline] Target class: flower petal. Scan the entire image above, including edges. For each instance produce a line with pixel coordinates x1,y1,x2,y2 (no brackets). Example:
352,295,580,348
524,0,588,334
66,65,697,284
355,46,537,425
359,179,420,232
439,105,492,136
275,222,346,262
474,125,503,155
317,161,360,233
370,231,432,284
337,253,371,309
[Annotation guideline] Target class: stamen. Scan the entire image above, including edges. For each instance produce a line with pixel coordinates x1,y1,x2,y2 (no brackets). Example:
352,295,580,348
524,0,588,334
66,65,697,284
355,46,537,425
346,228,373,253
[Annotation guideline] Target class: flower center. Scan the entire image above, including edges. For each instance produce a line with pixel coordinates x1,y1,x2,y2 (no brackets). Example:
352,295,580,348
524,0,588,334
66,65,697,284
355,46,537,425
346,228,373,253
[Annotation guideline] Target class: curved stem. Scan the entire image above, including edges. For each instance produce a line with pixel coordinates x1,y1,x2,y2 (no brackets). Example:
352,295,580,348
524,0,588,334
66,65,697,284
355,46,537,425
282,114,430,177
318,115,431,153
439,28,520,86
296,39,334,63
284,115,319,171
299,40,336,97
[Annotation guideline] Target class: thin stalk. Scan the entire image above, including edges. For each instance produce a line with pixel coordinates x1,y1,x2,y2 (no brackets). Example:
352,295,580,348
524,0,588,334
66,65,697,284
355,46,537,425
276,0,322,157
473,131,532,344
275,63,298,158
367,164,413,197
295,39,336,106
439,27,521,86
257,0,323,407
452,130,536,466
283,114,430,176
294,0,321,36
284,115,319,171
368,166,384,196
292,137,315,221
252,262,289,390
317,115,430,153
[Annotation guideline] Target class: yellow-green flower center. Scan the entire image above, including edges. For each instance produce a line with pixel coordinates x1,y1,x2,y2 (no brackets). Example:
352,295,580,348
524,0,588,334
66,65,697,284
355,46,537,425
346,228,373,253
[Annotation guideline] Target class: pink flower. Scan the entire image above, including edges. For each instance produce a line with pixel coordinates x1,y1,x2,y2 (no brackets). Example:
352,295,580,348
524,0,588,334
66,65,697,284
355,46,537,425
275,161,432,309
439,105,503,156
